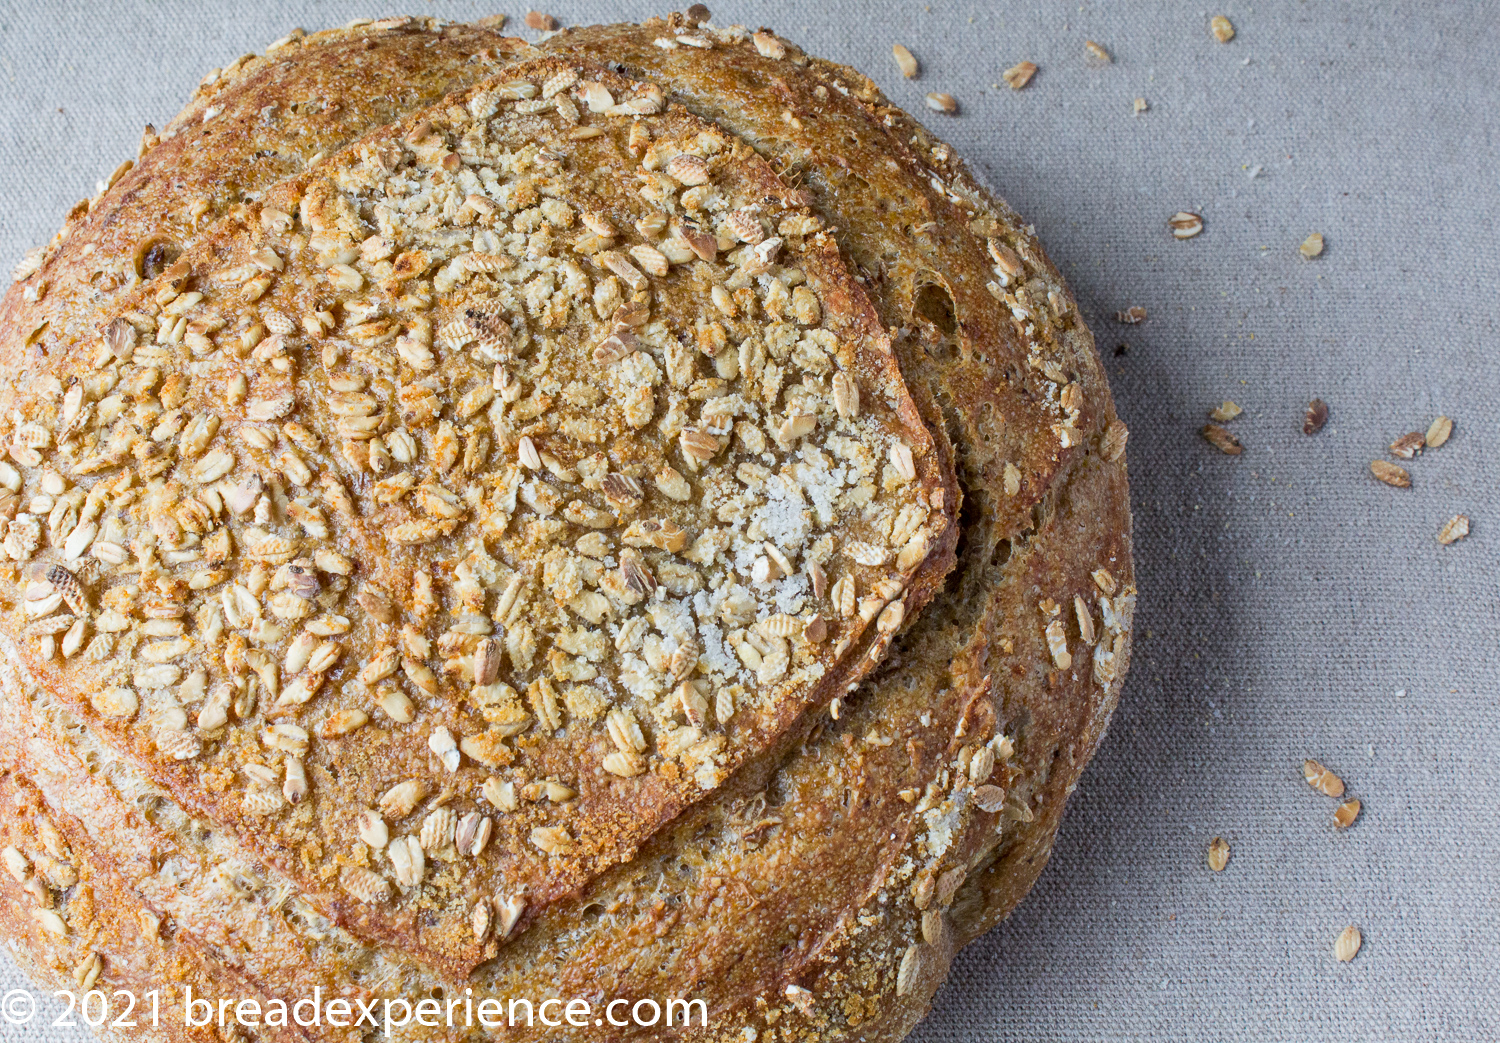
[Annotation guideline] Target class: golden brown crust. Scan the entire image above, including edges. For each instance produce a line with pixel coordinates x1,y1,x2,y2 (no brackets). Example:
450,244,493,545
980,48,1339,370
0,14,1132,1043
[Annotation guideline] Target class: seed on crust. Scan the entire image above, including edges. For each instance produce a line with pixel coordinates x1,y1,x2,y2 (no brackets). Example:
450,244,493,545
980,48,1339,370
752,31,786,59
1369,460,1409,488
1202,423,1242,455
1303,398,1329,434
1102,418,1129,461
1303,759,1345,798
1437,514,1469,545
1206,836,1230,872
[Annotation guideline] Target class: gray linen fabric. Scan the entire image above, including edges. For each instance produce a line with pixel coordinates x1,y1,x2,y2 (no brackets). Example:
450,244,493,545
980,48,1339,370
0,2,1494,1040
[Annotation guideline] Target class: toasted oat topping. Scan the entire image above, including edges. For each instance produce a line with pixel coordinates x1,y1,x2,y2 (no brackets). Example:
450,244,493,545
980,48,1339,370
1002,62,1038,90
1209,400,1242,423
924,92,958,114
1206,836,1230,872
1369,460,1410,488
892,44,919,79
1168,211,1204,239
0,57,947,961
1202,423,1242,455
1299,232,1325,259
1303,759,1345,798
1211,15,1236,43
1334,925,1362,962
1333,798,1361,828
1424,415,1453,447
1437,514,1469,545
1303,398,1329,434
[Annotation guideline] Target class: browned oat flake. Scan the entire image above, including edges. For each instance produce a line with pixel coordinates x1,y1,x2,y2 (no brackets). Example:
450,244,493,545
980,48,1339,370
1303,398,1329,434
1425,415,1453,447
1169,211,1204,239
1438,514,1470,545
1202,423,1242,455
1335,925,1362,962
925,91,958,113
892,44,919,79
1303,759,1346,798
1003,61,1038,89
1388,431,1425,459
1334,798,1361,829
1370,460,1411,488
1206,836,1231,872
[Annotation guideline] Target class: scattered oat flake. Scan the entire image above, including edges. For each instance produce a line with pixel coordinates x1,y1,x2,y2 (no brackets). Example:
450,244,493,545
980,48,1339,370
524,10,558,31
1303,398,1329,434
1169,211,1204,239
1388,431,1425,459
892,44,919,79
1202,423,1241,455
1334,925,1362,962
1003,61,1038,89
925,92,958,114
1438,514,1470,545
1133,97,1149,115
1206,836,1231,872
1299,232,1325,259
1303,759,1345,798
1334,798,1361,829
1425,415,1453,447
1209,400,1242,423
1369,460,1410,488
1211,15,1236,43
1115,305,1146,324
1085,40,1113,63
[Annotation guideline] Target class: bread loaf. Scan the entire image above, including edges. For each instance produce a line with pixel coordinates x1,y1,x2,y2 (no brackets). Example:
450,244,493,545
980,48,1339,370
0,13,1133,1042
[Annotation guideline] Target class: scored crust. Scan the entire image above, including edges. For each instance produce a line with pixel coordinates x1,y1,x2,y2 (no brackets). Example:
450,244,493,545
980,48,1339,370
0,13,1132,1043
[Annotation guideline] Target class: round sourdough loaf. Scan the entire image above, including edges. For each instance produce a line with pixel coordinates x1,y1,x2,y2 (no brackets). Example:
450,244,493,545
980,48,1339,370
0,12,1132,1043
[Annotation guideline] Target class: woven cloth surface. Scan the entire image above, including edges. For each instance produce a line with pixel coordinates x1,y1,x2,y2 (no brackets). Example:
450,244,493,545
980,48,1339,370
0,2,1494,1040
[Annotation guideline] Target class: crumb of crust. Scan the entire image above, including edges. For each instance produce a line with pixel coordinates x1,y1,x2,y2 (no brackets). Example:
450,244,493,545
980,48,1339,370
1303,759,1345,798
1424,415,1452,447
892,44,919,79
1201,423,1242,455
524,11,558,31
1208,400,1242,423
1115,305,1145,324
1168,211,1204,239
1002,61,1037,90
1206,836,1230,872
1303,398,1329,434
1369,460,1410,487
1437,514,1469,545
1211,15,1236,43
1299,232,1324,259
1334,925,1361,962
1084,40,1112,65
924,92,957,114
1333,798,1361,828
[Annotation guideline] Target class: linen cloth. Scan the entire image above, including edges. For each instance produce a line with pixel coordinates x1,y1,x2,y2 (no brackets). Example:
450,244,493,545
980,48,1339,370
0,2,1494,1039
